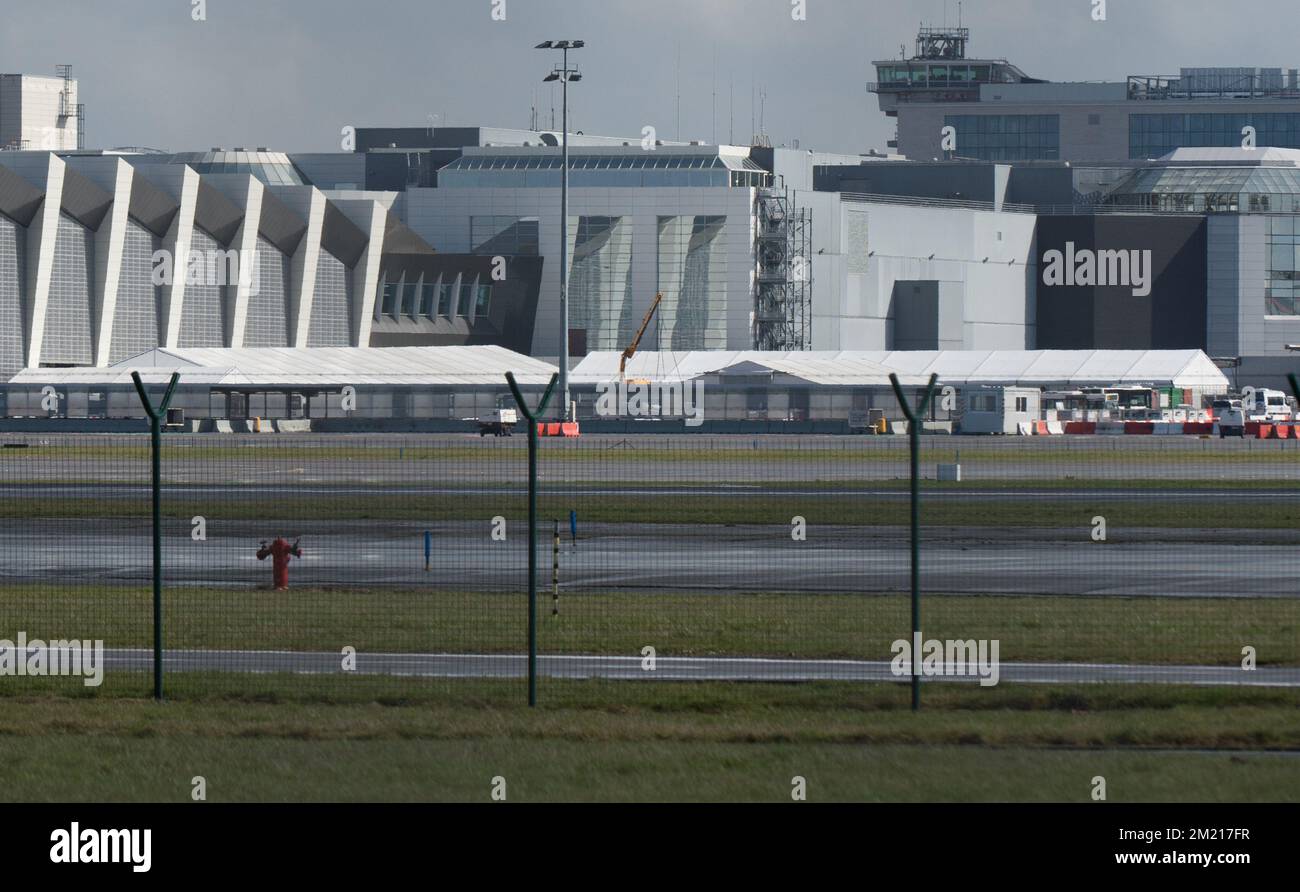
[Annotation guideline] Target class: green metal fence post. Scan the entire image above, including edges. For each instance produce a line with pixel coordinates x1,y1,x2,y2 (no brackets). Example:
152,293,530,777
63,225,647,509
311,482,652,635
888,373,938,712
505,371,558,707
130,371,180,702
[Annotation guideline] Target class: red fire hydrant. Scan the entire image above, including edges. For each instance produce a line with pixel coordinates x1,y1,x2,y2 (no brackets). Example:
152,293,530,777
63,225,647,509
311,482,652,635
257,537,302,591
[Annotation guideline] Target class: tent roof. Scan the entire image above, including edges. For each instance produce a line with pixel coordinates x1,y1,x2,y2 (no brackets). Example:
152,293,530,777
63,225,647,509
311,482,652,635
570,350,1229,389
8,346,557,387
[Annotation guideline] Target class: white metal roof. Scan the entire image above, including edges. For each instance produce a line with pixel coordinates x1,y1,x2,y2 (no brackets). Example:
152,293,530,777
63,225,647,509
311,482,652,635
571,350,1229,389
1158,147,1300,166
8,346,558,387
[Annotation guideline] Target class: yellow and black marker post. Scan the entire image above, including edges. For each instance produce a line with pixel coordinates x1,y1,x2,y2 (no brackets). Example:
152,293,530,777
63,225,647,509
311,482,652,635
552,519,560,616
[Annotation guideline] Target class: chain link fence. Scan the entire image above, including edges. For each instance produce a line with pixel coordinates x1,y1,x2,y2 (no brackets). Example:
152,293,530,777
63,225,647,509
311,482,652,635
0,431,1295,705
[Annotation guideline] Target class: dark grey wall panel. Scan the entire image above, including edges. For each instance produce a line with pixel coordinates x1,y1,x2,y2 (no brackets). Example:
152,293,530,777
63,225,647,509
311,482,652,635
127,172,180,236
1035,215,1208,350
320,201,367,267
0,165,46,227
256,187,308,256
193,180,244,246
58,165,114,231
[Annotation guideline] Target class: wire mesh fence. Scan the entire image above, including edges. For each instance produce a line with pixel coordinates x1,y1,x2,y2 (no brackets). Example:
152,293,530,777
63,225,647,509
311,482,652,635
0,430,1296,705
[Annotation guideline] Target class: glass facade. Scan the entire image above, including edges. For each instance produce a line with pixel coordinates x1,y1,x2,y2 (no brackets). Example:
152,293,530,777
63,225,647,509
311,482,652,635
42,214,96,365
244,237,290,347
1107,165,1300,214
1266,216,1300,316
178,228,226,347
110,220,163,362
400,281,419,317
307,249,353,347
657,215,728,350
380,282,398,316
569,216,635,352
876,62,999,87
0,214,25,376
471,216,540,255
943,114,1060,161
1130,113,1300,159
377,274,487,322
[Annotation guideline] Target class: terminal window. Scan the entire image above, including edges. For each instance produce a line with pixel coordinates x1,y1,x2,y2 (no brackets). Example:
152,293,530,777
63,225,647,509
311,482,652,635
1266,216,1300,316
1130,113,1300,159
943,114,1060,161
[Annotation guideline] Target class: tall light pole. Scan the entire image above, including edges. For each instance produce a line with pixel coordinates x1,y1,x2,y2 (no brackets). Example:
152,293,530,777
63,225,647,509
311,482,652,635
537,39,583,421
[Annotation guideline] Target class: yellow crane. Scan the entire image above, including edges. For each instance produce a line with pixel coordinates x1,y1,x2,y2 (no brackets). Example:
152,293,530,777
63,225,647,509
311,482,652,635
619,292,664,381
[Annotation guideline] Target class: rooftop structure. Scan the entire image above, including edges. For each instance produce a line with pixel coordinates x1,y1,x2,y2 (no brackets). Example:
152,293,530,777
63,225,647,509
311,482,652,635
437,145,771,189
870,26,1300,162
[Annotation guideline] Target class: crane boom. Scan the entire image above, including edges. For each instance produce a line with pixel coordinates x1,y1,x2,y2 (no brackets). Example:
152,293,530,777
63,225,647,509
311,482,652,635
620,292,664,377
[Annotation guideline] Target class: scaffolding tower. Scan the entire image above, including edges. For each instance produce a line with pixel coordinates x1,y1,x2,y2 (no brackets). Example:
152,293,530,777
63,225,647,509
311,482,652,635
53,65,85,150
753,186,812,351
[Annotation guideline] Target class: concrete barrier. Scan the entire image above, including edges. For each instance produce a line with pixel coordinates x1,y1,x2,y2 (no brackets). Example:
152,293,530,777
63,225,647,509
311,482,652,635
1046,421,1064,435
275,419,312,433
215,420,234,434
1064,422,1096,434
1124,422,1154,435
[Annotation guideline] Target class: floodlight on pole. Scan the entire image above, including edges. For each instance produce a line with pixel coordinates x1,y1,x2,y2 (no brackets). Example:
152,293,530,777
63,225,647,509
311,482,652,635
535,38,585,421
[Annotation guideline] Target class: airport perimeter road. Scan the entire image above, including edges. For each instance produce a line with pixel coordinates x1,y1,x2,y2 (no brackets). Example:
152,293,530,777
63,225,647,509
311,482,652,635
95,648,1300,687
3,518,1298,597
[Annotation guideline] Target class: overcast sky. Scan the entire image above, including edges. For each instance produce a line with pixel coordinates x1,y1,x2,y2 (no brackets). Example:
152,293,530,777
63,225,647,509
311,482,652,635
2,0,1296,155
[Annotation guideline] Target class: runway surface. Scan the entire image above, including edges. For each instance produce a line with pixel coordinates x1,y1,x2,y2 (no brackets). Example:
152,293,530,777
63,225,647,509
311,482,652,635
2,518,1296,597
95,648,1300,687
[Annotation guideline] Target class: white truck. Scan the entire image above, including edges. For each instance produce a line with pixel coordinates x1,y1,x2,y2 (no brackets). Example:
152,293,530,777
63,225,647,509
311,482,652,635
1213,398,1246,438
1243,388,1294,423
476,408,518,437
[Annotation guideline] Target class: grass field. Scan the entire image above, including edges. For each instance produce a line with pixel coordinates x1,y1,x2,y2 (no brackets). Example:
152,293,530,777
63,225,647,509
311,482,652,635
0,584,1292,666
1,681,1296,801
4,490,1300,530
4,439,1300,466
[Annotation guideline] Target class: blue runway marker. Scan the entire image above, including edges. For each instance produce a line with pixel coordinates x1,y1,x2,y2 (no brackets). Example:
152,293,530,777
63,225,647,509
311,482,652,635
569,510,577,547
424,530,432,571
